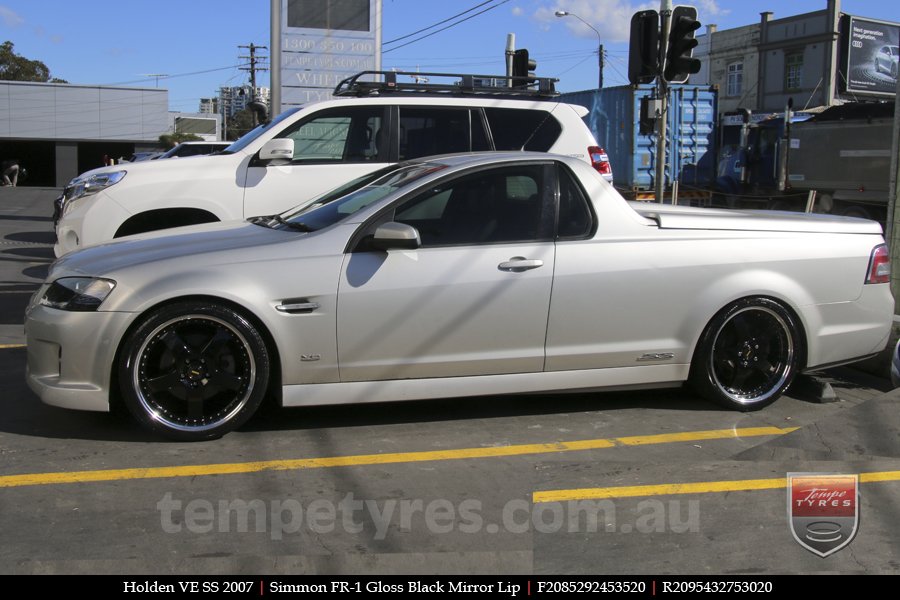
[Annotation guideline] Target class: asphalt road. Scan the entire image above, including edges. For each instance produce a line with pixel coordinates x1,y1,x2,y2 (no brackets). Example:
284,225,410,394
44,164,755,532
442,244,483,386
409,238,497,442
1,186,899,575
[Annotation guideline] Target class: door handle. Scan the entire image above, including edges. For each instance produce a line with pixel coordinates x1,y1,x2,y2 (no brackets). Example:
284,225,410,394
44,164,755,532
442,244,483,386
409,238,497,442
498,258,544,272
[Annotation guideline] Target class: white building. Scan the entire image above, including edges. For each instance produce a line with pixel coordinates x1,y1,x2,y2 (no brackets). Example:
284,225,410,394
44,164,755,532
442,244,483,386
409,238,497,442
0,80,167,186
217,86,271,118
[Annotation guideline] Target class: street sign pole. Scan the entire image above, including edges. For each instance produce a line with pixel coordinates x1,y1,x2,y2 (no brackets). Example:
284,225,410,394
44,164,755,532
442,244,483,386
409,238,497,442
889,72,900,314
655,1,672,204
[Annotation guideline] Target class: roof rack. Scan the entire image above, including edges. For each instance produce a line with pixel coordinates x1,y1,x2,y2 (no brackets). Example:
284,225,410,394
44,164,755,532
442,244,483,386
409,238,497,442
333,70,559,99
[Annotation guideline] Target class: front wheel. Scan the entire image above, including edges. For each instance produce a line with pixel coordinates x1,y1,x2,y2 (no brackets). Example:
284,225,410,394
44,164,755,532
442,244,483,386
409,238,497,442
118,301,270,441
689,298,802,411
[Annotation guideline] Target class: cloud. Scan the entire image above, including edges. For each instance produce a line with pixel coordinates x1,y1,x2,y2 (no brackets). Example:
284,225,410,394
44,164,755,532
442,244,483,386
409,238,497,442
534,1,727,43
0,5,24,28
512,6,524,17
0,8,64,43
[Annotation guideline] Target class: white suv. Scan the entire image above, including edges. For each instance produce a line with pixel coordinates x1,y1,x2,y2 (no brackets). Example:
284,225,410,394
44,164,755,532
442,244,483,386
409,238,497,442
55,72,612,256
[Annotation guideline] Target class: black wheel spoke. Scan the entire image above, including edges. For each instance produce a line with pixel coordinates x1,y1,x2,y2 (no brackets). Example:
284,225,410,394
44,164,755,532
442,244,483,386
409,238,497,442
732,316,752,340
728,367,752,390
207,368,245,394
186,386,206,420
159,329,196,361
201,329,235,358
144,369,182,395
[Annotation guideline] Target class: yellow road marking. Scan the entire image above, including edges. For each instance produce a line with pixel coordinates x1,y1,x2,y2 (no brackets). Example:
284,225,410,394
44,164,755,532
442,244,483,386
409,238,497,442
860,470,900,483
614,427,798,446
0,344,25,349
0,426,795,489
533,470,900,503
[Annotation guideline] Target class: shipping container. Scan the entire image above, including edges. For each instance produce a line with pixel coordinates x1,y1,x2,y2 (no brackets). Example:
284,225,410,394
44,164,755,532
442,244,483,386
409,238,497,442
561,84,718,200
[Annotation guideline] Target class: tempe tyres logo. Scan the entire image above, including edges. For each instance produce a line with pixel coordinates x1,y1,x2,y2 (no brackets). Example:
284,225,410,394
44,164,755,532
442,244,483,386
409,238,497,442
788,473,859,557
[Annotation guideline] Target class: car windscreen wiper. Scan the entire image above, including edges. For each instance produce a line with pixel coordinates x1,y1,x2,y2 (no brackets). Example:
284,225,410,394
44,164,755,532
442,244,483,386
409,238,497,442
248,215,314,232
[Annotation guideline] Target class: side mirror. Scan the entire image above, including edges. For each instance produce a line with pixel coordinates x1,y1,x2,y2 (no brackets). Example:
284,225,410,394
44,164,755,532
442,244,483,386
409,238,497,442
258,138,294,164
371,222,421,251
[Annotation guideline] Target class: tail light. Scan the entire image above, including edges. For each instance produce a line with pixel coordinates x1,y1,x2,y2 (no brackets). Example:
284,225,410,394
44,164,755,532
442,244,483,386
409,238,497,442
588,146,612,177
865,244,890,284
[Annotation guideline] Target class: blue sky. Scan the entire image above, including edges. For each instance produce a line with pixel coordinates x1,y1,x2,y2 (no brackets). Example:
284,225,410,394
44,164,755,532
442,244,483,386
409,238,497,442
1,1,898,112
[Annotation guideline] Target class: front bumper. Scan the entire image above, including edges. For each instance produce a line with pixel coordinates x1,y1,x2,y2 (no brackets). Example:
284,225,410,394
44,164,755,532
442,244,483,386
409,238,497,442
54,194,131,257
25,304,136,412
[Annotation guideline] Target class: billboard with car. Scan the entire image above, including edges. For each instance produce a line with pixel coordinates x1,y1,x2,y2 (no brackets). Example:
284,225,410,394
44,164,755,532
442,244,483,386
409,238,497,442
840,14,899,97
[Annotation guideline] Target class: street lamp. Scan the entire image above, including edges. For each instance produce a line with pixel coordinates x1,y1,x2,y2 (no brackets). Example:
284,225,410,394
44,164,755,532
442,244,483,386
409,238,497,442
555,10,604,89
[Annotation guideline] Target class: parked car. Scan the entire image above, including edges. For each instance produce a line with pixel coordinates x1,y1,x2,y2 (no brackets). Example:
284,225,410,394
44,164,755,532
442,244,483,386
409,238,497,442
874,45,899,80
26,152,892,440
53,71,612,257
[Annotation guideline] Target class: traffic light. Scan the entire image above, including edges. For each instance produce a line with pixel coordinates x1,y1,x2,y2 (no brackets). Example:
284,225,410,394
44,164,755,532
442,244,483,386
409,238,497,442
663,5,702,83
628,10,659,85
512,48,537,87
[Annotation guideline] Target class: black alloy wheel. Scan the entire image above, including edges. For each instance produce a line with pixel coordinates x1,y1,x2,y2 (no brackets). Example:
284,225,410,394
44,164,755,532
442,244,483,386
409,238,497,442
690,297,802,411
118,301,270,441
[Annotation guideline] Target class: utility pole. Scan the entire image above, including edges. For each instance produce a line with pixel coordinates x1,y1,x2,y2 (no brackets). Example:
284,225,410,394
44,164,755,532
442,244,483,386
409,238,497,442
239,43,269,125
598,44,604,89
555,11,603,89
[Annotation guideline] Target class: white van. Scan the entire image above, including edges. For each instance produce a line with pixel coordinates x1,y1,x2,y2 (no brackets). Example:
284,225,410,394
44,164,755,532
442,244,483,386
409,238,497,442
55,72,611,256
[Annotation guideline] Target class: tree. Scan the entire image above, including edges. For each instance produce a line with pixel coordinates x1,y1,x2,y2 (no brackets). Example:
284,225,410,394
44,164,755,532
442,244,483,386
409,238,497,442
158,132,203,149
0,41,67,83
226,109,256,141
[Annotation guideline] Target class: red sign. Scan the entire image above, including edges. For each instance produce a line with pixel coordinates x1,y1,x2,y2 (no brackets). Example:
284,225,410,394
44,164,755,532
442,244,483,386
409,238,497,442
788,474,859,557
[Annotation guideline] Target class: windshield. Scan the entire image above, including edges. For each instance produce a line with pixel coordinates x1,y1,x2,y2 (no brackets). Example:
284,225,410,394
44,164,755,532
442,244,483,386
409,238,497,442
279,162,446,231
224,107,303,154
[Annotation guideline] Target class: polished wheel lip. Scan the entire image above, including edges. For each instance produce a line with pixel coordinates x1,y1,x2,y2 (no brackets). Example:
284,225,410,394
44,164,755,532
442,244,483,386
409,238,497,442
132,314,257,433
708,306,794,405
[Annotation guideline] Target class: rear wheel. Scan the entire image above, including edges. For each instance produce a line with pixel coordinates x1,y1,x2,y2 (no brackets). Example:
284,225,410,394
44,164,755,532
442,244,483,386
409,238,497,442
118,301,270,441
690,297,802,411
838,205,871,219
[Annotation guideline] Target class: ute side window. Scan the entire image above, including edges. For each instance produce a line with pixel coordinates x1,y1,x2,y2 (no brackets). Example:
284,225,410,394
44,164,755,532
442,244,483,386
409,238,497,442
556,165,594,239
277,107,385,163
393,164,553,247
484,108,562,152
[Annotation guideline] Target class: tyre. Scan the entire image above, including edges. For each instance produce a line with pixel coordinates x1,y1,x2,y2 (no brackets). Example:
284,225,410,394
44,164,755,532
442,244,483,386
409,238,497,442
118,301,270,441
839,205,871,219
689,297,802,411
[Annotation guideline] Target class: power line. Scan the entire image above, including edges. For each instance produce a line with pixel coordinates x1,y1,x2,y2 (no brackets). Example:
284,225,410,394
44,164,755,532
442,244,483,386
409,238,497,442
383,0,500,45
383,0,512,54
101,65,247,87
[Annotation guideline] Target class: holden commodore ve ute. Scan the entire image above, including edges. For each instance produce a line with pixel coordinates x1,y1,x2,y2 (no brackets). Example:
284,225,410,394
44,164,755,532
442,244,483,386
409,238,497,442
27,152,893,440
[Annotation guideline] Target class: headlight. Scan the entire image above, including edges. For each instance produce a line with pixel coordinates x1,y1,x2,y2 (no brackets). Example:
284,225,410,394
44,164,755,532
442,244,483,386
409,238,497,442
62,171,127,206
39,277,117,311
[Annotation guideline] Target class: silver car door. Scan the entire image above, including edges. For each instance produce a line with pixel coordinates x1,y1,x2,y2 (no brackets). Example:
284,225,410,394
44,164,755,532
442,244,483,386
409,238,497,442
337,162,556,382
